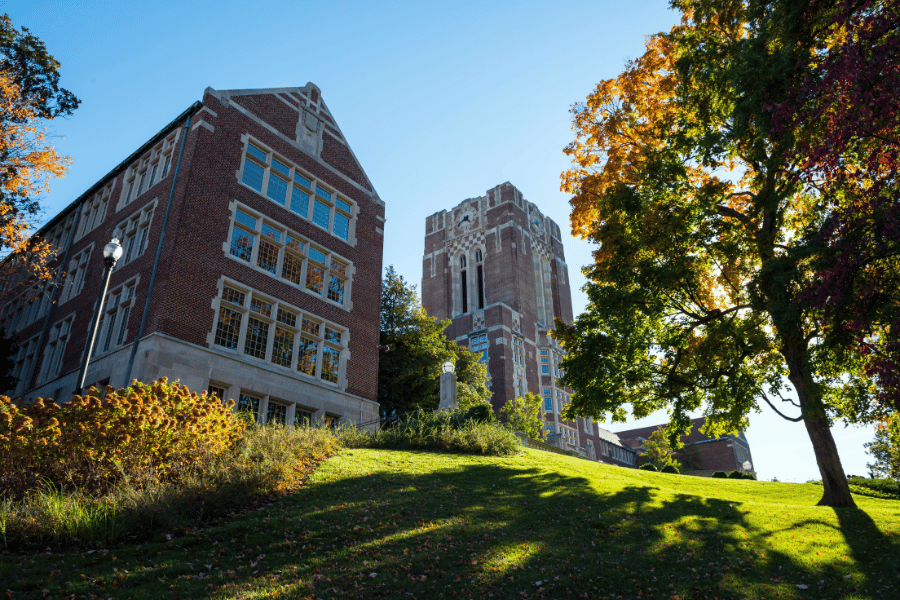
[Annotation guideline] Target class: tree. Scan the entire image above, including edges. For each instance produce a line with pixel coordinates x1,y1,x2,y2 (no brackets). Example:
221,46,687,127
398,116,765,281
771,0,900,419
378,266,491,421
639,428,681,471
865,418,900,480
499,392,545,440
0,14,79,293
556,0,865,506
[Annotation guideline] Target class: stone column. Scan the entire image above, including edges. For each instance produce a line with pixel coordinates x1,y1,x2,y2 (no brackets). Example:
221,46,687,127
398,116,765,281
438,371,458,411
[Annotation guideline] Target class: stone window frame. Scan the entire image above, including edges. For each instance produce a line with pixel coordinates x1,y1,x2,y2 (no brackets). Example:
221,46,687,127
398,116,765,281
117,129,179,211
59,243,94,305
113,199,157,268
37,312,75,385
207,383,227,401
7,332,39,397
93,276,139,358
212,381,326,427
75,181,114,241
512,334,525,365
236,135,357,245
0,267,60,334
208,278,349,390
542,388,553,413
469,333,488,364
224,201,353,310
46,212,76,254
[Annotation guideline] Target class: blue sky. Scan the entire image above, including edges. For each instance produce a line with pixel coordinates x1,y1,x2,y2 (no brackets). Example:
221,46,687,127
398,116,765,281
9,0,876,481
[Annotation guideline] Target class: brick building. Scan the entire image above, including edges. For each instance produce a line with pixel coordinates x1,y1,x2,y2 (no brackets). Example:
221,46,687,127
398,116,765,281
616,417,755,474
2,83,384,429
421,182,636,467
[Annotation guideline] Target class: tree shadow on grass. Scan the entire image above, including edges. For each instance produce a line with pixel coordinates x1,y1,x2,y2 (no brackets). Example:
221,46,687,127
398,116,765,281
4,451,898,599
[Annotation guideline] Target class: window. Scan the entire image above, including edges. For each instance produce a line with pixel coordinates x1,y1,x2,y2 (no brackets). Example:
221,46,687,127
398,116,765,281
75,182,113,240
114,201,156,267
1,270,60,334
38,314,74,384
469,334,488,363
226,204,352,307
119,129,179,209
47,213,75,254
238,139,356,242
211,281,347,386
267,400,288,425
475,249,485,310
584,417,593,434
547,424,555,433
512,335,524,365
207,384,226,400
94,279,137,356
237,393,261,420
8,334,38,396
60,246,93,304
294,408,313,427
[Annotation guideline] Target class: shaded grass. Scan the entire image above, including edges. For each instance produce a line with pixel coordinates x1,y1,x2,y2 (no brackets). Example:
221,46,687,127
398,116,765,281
1,448,898,599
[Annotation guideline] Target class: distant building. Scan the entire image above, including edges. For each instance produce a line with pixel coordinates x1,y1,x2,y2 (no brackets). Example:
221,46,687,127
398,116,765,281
616,417,754,474
1,83,384,429
421,182,636,467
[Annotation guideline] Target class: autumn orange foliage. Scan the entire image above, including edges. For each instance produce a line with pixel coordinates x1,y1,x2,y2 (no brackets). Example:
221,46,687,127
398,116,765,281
0,378,244,498
0,69,69,292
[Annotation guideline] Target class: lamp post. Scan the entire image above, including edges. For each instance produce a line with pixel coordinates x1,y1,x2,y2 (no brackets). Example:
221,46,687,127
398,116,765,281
437,360,457,412
74,238,123,396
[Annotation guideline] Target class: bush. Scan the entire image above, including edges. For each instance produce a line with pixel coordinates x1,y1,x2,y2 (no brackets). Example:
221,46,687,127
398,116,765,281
0,420,342,550
847,476,900,499
712,471,728,479
728,470,746,479
0,379,243,498
639,463,658,471
462,402,494,424
660,464,680,474
370,409,519,455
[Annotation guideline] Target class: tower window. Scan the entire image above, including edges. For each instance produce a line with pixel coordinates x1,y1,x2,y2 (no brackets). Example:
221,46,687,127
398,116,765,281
461,269,468,313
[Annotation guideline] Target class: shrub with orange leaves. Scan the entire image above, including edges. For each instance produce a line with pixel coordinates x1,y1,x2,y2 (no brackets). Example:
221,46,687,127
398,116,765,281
0,378,243,498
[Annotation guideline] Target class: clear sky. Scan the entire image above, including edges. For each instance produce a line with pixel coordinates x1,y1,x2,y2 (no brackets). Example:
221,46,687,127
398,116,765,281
9,0,876,482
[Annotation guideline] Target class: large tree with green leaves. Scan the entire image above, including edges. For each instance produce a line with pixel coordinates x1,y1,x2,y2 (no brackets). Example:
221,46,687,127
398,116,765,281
378,266,490,421
556,0,873,506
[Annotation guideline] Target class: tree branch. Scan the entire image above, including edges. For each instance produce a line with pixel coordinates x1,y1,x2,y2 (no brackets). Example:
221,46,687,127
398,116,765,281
759,389,803,422
716,204,753,225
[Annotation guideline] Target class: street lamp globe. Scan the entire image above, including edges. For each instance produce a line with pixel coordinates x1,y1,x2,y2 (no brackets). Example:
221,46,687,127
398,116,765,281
103,238,124,263
441,361,455,374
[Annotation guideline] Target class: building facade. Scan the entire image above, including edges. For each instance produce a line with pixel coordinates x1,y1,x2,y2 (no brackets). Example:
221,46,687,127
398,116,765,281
1,84,384,429
616,417,755,475
421,182,636,467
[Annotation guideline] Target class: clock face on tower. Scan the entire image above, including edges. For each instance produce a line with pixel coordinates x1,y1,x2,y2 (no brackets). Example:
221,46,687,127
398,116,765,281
457,208,475,231
530,215,544,234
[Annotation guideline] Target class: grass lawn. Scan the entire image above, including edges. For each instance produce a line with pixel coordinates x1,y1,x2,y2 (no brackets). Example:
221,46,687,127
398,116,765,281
1,447,898,599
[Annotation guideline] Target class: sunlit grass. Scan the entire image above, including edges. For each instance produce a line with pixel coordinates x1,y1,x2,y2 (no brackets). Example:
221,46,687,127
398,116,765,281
1,447,898,599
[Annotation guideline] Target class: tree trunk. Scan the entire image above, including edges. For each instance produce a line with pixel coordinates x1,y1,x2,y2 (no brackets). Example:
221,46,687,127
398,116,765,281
783,340,856,508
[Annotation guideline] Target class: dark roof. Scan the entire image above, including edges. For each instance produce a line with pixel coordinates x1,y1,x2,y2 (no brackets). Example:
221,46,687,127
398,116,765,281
614,417,733,445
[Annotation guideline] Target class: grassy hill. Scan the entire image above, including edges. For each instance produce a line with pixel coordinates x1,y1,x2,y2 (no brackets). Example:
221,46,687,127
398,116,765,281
2,447,898,599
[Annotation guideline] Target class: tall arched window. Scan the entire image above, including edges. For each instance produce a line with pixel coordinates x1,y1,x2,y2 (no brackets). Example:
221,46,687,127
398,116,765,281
475,248,484,310
459,254,467,313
